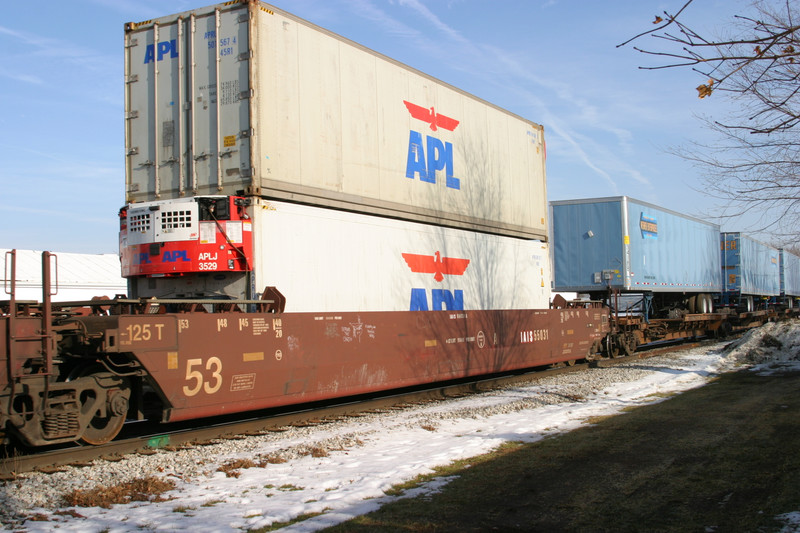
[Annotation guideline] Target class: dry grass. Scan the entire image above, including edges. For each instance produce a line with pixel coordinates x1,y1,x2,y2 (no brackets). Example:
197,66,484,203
217,458,261,478
309,446,329,458
63,476,176,509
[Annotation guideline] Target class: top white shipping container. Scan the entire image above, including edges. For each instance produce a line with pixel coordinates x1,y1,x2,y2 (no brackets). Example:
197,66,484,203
124,1,548,240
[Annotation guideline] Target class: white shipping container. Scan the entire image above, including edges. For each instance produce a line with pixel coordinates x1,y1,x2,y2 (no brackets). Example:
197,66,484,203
250,200,550,313
124,1,547,240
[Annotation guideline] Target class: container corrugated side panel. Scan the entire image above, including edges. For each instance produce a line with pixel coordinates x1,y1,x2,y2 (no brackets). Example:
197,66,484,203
781,250,800,297
125,2,548,240
125,3,253,202
249,200,550,313
551,198,625,292
739,234,780,296
249,5,547,240
625,199,721,293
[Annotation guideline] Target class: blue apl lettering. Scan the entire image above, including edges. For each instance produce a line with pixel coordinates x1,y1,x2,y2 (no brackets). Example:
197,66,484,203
405,130,460,189
144,39,179,64
409,288,464,311
137,253,152,265
162,250,189,262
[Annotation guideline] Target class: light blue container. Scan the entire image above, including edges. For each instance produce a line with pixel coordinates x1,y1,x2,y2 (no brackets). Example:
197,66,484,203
780,249,800,298
552,196,721,295
720,232,780,298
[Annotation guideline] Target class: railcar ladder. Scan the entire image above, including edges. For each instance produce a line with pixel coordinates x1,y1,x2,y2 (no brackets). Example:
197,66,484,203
4,250,56,413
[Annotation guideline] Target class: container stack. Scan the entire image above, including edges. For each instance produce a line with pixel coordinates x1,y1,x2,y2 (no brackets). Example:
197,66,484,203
122,1,550,312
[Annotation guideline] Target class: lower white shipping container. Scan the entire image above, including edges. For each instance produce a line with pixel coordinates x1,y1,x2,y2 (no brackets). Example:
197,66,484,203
250,200,551,312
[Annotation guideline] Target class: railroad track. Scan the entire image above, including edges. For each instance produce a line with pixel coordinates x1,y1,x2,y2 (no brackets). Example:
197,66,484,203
0,337,724,479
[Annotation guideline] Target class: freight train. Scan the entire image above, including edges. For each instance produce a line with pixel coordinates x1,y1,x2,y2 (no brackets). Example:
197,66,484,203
551,196,799,355
0,1,792,449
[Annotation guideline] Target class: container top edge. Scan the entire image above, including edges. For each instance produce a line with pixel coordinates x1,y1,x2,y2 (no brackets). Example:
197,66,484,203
123,0,543,130
721,231,781,251
550,195,721,230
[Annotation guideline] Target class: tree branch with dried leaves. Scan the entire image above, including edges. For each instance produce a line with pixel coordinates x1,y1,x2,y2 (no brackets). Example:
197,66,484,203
620,0,800,245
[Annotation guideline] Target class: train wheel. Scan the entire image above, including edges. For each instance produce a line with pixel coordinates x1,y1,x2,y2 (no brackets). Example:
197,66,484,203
605,335,620,358
622,333,638,356
79,376,132,446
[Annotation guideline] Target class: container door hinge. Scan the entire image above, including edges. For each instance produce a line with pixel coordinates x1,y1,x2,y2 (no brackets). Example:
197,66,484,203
238,13,250,23
126,74,139,84
126,111,139,120
240,129,253,138
241,168,253,178
238,89,254,101
125,38,138,48
127,147,139,156
238,50,253,62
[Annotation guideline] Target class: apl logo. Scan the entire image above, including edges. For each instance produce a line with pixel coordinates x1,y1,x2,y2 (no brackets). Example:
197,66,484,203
402,251,470,281
404,100,461,190
144,39,178,64
403,101,460,132
135,249,189,265
402,251,470,311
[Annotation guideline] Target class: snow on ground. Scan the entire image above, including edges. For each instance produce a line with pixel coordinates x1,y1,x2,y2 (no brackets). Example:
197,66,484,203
3,320,800,532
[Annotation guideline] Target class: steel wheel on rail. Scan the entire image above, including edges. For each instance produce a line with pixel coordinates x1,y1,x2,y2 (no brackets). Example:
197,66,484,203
80,376,131,445
605,334,620,358
622,332,638,356
69,366,132,446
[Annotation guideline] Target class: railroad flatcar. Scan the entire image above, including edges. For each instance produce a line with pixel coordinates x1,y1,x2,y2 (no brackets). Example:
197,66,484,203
0,250,608,447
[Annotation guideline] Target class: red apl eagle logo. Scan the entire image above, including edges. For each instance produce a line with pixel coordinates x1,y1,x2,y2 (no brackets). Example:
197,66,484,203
403,100,460,132
402,251,470,282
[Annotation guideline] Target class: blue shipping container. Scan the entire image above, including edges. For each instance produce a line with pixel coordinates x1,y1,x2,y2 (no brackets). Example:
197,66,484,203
780,249,800,297
721,233,780,297
552,196,721,294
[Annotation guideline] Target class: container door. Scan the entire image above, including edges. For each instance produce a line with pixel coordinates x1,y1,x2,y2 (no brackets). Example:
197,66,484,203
125,3,253,203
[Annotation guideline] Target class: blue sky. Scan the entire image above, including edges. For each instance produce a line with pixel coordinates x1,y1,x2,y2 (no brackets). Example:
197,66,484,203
1,0,752,253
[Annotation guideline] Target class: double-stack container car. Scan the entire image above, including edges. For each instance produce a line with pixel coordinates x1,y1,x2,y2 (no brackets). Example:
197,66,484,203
551,196,722,317
121,1,549,310
0,1,610,449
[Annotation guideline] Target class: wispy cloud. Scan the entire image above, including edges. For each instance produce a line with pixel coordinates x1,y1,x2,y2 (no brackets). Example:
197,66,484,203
0,24,113,73
0,67,43,85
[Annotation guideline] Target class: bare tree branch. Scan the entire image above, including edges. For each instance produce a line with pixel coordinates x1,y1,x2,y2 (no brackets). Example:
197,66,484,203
620,0,800,246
